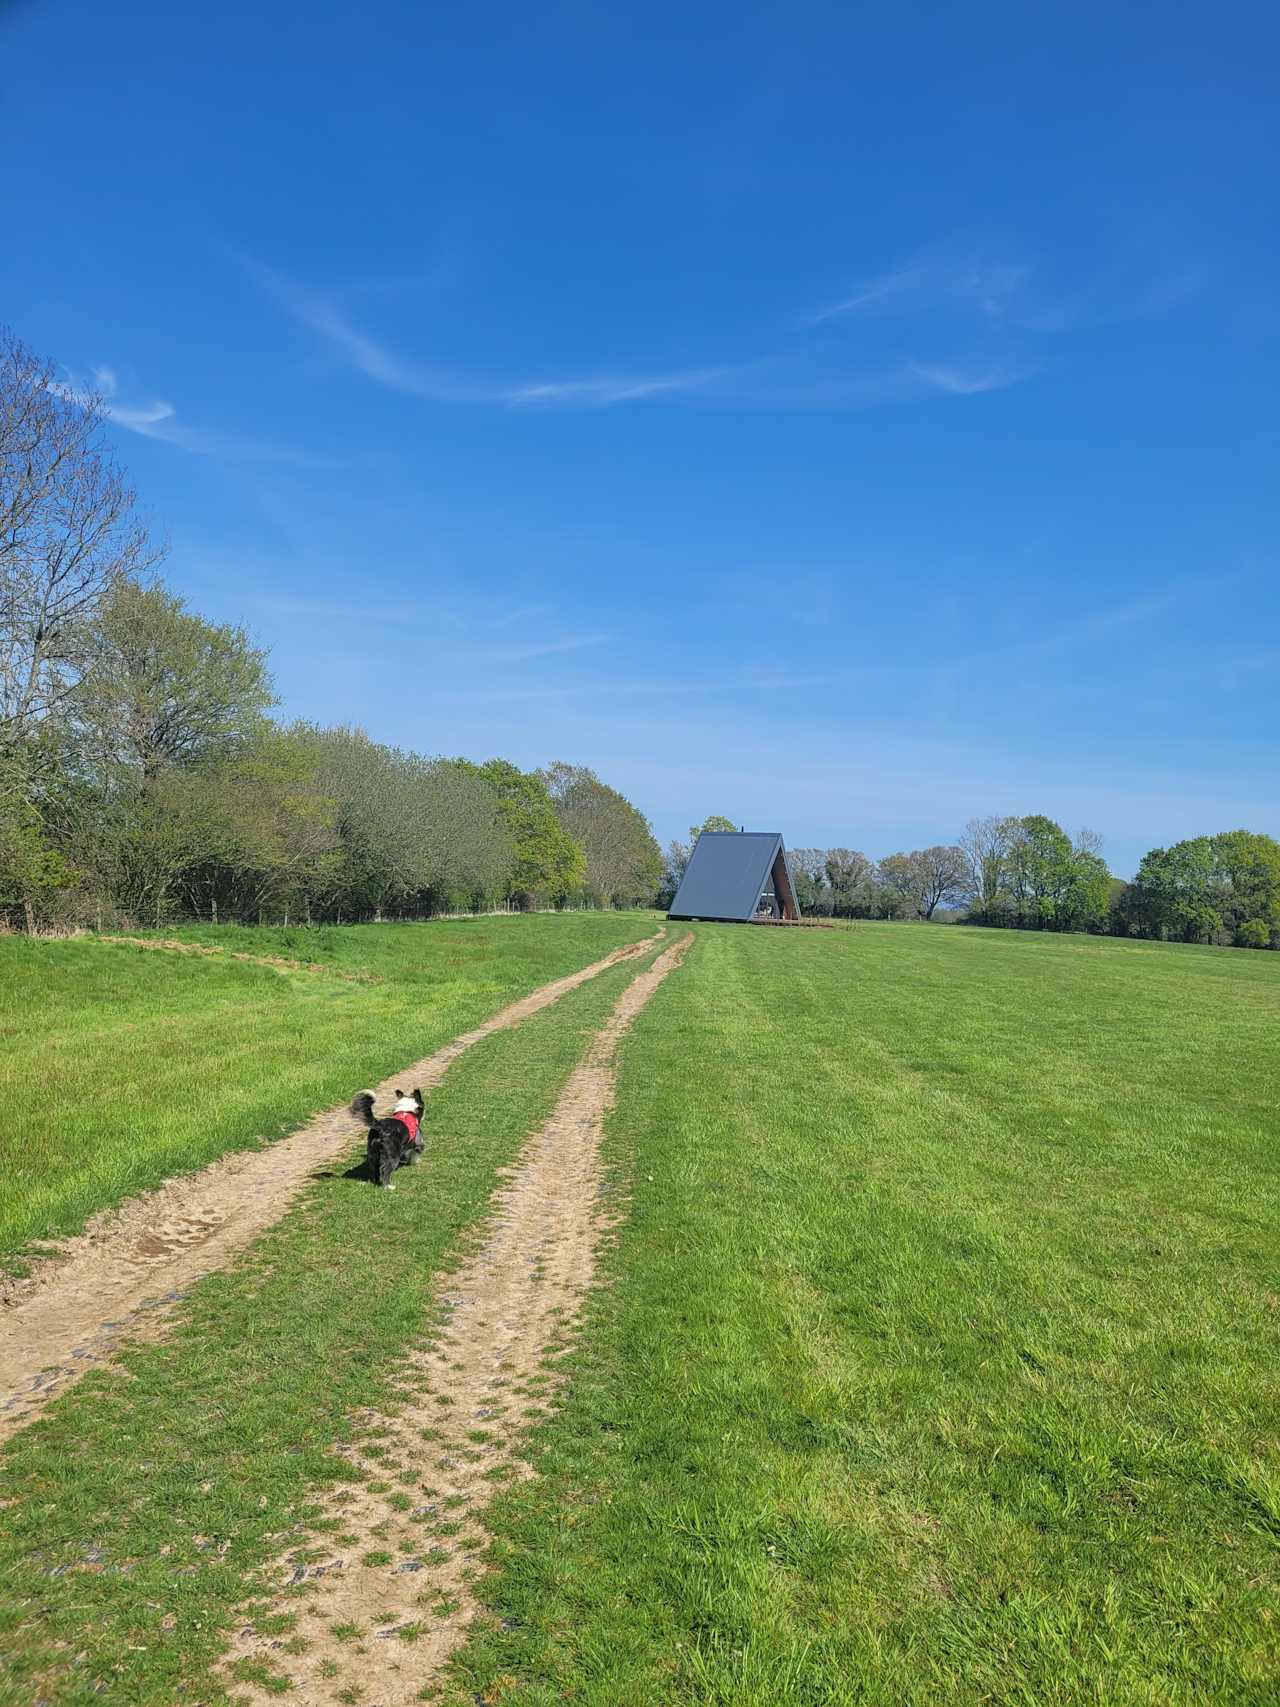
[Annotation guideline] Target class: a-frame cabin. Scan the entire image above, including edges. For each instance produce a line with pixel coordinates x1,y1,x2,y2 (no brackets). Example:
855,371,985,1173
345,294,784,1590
667,831,801,923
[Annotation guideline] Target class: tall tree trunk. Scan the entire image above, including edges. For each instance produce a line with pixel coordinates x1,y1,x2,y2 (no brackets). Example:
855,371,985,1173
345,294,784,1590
23,896,36,935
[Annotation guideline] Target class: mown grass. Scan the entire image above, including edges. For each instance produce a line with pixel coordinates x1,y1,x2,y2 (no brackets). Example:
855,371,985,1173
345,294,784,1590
0,935,667,1706
449,922,1280,1706
0,913,655,1266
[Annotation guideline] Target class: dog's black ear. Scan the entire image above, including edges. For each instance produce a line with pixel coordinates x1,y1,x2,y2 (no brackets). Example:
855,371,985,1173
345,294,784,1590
411,1087,422,1100
394,1089,404,1099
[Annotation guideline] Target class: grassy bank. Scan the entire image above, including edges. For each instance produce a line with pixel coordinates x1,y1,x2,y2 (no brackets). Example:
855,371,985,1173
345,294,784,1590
450,922,1280,1706
0,913,655,1267
0,934,668,1706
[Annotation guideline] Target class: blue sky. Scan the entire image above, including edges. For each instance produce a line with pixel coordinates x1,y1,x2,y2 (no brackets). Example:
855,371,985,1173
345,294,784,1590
5,0,1277,875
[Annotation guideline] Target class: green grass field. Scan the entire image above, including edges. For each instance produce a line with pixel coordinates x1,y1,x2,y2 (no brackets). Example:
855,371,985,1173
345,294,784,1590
3,918,1279,1704
0,913,656,1266
450,923,1280,1706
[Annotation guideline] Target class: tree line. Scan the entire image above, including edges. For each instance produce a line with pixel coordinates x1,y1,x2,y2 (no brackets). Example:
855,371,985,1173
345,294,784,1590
777,815,1280,949
0,328,661,930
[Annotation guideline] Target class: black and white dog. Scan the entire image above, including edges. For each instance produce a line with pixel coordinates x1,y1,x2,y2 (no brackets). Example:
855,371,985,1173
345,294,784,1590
350,1088,424,1188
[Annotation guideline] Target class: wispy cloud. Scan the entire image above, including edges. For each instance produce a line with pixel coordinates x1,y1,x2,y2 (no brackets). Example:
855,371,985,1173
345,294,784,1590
62,366,314,464
678,357,1038,410
804,255,1085,336
908,357,1041,396
247,257,716,408
811,248,1209,336
812,265,930,318
807,258,1036,327
504,370,722,406
66,366,180,439
244,250,1047,415
481,632,608,663
244,260,481,401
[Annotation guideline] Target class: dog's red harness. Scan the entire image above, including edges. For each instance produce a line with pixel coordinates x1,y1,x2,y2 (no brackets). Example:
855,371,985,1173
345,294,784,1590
391,1110,421,1145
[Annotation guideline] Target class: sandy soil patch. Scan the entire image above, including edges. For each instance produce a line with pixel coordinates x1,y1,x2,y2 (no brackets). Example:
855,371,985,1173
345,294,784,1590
96,935,384,981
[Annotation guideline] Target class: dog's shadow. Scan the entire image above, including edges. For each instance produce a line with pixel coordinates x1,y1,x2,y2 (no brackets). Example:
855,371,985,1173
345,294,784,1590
311,1161,374,1183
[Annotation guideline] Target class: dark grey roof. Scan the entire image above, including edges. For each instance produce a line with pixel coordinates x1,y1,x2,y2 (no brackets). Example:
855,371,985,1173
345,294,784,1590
668,831,789,922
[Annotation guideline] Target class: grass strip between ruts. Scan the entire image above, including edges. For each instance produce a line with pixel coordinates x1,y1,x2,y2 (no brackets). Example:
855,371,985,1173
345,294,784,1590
0,936,667,1707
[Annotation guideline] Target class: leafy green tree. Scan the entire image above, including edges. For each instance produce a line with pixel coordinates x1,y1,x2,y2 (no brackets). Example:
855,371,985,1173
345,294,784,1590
78,779,190,928
541,762,661,906
453,758,584,905
163,729,341,924
261,728,513,921
1213,830,1280,938
76,582,274,784
1128,831,1280,947
0,746,74,930
406,756,516,914
1005,815,1074,926
1128,838,1220,942
1060,847,1113,932
988,817,1113,932
692,814,737,840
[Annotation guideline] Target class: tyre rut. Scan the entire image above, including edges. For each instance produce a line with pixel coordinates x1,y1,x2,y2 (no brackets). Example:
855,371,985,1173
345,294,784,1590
0,930,665,1445
221,932,692,1706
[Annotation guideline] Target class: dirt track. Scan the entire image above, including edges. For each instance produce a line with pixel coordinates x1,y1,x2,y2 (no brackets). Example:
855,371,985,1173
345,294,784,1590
0,931,663,1445
222,932,691,1706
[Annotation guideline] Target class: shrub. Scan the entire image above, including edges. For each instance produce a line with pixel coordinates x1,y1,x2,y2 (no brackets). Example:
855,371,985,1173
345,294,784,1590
1234,918,1272,950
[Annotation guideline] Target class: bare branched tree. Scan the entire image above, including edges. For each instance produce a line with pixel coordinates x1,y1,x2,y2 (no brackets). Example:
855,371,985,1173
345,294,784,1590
959,814,1019,915
660,836,691,907
878,845,970,919
915,844,971,918
0,328,161,742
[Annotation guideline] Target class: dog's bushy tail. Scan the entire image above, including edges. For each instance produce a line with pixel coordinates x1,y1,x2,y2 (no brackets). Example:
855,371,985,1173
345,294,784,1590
350,1092,376,1127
